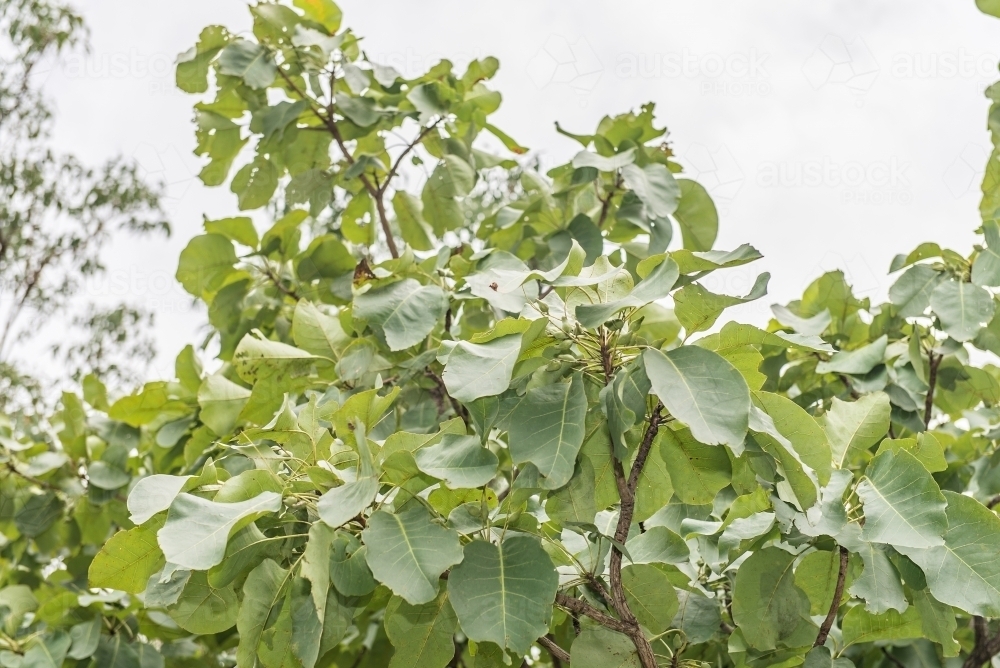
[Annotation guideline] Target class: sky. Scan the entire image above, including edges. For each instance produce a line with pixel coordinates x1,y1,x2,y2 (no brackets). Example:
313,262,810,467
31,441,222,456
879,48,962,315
32,0,1000,383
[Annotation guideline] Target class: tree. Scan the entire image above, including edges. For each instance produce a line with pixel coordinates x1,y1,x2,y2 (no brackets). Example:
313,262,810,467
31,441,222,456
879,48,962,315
5,1,1000,667
0,0,169,416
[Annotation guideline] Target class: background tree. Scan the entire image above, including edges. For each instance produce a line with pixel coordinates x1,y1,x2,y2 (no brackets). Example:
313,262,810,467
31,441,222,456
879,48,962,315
7,2,1000,668
0,0,169,416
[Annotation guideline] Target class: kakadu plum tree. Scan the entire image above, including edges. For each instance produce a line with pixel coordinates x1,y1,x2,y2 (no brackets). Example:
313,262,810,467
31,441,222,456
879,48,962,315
7,1,1000,667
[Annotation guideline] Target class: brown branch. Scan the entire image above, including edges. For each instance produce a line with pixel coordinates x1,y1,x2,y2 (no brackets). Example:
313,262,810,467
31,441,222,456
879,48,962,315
987,494,1000,509
924,352,942,428
276,66,400,258
963,617,1000,668
882,647,906,668
537,636,570,665
425,369,468,425
595,174,621,229
605,407,664,668
836,374,861,400
380,119,441,194
814,546,849,647
554,593,632,636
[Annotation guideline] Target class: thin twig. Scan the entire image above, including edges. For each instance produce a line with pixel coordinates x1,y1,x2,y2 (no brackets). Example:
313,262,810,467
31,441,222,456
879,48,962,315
924,351,941,428
814,546,849,647
538,636,570,665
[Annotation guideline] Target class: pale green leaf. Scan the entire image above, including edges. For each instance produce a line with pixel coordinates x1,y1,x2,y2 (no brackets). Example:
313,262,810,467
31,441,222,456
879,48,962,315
448,536,558,656
362,505,463,605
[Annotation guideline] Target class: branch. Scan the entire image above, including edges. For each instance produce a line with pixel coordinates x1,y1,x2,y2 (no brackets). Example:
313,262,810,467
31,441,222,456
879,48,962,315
554,593,632,636
596,174,621,229
606,407,665,668
924,352,942,428
276,66,400,258
380,119,441,194
537,636,570,665
963,617,1000,668
813,546,849,647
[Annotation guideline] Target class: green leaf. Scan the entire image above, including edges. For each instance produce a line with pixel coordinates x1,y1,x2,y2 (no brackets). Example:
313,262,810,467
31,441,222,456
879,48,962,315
857,449,947,549
644,346,751,448
816,335,887,375
930,279,995,342
176,234,237,297
658,428,731,505
414,434,499,489
841,605,922,648
823,393,890,468
601,359,651,457
575,257,679,327
354,279,447,351
571,147,636,171
157,491,282,570
973,220,1000,286
21,631,70,668
127,474,191,525
293,0,342,31
329,530,376,596
731,547,814,650
889,264,942,317
912,589,959,657
237,559,287,668
897,491,1000,617
571,626,640,668
448,535,558,656
672,591,722,645
67,618,101,660
674,273,770,336
672,179,718,251
849,541,907,614
625,526,689,565
875,433,947,473
301,523,333,622
441,334,521,402
204,216,258,248
546,458,597,525
753,391,831,485
393,192,435,251
508,373,587,489
317,421,379,528
89,516,165,594
92,636,142,668
621,163,679,218
621,564,678,634
362,505,463,605
168,571,239,634
794,550,849,616
384,591,458,668
176,26,228,94
291,301,350,359
197,374,250,435
218,40,276,89
231,157,279,210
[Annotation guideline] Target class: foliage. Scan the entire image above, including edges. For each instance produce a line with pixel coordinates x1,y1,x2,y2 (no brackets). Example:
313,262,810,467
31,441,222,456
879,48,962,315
5,1,1000,668
0,0,169,415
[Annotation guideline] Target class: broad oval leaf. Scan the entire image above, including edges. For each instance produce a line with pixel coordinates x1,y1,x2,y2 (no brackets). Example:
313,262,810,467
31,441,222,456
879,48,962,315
857,449,947,549
362,505,463,606
448,535,558,657
644,346,750,448
157,492,282,571
441,334,521,402
508,373,587,489
414,434,499,489
353,279,447,352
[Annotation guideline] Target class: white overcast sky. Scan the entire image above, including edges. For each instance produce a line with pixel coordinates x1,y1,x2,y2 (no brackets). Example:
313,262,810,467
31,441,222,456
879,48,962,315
33,0,1000,382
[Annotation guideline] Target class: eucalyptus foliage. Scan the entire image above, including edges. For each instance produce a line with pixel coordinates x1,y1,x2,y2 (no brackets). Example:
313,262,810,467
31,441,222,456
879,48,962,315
7,1,1000,667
